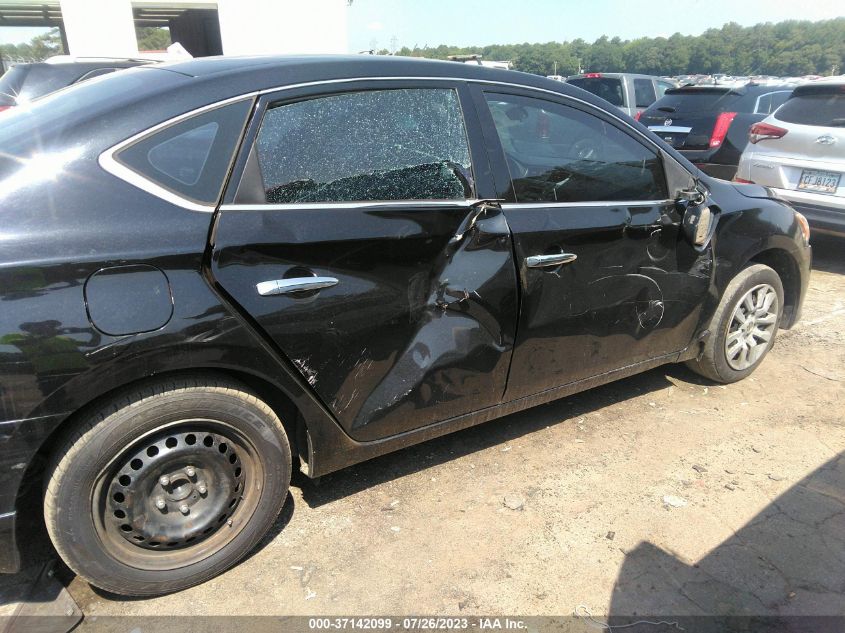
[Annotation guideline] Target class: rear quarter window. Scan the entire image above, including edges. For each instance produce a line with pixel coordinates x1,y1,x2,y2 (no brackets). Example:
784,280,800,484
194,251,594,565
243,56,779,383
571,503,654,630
568,77,625,107
754,91,792,115
633,79,657,108
114,99,252,205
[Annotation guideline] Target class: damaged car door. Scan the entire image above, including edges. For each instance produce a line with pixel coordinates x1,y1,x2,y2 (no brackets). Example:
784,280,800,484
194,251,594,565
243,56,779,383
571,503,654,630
477,89,712,401
212,83,519,441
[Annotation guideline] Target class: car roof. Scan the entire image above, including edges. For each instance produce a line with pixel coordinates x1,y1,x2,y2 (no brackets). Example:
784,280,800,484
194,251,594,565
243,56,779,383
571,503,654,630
156,54,515,78
130,54,634,124
152,54,585,95
12,59,147,71
667,83,793,95
1,53,700,180
791,81,845,96
568,73,663,80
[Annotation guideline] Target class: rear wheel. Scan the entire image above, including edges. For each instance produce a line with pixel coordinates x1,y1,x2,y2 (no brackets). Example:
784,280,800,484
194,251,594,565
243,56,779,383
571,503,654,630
44,375,291,596
686,263,784,383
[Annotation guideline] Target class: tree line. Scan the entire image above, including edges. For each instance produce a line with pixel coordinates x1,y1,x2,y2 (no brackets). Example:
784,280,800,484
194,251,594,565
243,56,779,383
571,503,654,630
2,18,842,77
0,27,171,64
391,18,845,77
0,28,61,63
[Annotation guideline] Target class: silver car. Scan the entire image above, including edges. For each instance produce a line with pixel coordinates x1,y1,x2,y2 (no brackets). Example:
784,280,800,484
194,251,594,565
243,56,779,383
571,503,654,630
566,73,677,119
735,80,845,236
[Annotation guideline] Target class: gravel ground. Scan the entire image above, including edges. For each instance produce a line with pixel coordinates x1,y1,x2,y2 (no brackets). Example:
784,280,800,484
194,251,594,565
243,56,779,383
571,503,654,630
2,236,843,627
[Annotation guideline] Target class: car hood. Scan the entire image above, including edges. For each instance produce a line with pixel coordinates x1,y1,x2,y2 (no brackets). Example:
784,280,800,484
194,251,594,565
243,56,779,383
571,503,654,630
732,182,778,200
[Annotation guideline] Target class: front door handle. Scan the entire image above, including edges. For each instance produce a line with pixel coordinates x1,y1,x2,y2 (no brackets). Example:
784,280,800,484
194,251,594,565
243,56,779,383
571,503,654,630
526,253,578,268
256,277,339,296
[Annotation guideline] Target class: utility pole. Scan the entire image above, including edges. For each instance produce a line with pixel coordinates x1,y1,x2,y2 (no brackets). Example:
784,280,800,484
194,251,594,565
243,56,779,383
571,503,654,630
390,35,398,55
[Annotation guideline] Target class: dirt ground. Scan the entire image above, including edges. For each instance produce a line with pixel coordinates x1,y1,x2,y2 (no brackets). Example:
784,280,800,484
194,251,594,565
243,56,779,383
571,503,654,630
2,236,844,627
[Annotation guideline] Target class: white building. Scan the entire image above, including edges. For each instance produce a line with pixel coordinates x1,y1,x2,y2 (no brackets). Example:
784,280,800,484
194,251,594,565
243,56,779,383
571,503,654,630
0,0,350,58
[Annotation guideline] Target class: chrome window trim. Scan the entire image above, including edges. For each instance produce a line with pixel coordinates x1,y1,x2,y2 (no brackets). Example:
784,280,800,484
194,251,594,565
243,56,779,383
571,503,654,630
100,75,692,212
648,125,692,134
221,199,484,212
503,199,674,210
221,198,674,212
98,92,259,213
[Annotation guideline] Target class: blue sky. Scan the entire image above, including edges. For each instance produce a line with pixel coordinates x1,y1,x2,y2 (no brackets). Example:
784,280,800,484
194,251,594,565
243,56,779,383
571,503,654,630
348,0,844,52
1,0,842,48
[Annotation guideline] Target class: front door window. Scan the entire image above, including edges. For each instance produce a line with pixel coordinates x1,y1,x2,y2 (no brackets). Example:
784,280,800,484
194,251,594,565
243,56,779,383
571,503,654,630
484,93,668,204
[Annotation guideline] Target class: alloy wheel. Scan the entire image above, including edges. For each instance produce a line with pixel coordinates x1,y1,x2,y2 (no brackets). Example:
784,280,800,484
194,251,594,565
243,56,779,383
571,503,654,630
724,283,779,371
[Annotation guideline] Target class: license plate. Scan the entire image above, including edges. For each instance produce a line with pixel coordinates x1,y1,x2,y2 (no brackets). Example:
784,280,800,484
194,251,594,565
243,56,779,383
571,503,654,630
797,169,841,194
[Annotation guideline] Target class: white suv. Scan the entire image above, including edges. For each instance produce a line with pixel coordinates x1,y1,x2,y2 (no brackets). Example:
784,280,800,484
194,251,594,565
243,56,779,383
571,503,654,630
735,80,845,236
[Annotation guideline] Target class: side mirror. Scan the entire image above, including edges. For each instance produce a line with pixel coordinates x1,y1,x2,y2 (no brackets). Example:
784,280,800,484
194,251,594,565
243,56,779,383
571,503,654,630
661,152,717,248
680,200,716,249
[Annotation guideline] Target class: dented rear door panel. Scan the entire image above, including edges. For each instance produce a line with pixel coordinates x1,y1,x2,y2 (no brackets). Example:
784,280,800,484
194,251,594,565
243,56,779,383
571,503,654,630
211,81,519,442
212,204,518,441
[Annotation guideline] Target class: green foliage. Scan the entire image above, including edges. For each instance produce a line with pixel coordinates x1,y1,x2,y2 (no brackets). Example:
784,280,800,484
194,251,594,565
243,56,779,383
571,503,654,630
136,27,171,52
0,27,63,62
395,18,845,77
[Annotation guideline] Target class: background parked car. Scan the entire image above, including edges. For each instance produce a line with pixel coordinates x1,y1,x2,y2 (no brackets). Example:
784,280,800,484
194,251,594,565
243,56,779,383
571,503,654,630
735,80,845,236
566,72,677,118
0,57,150,112
637,83,794,180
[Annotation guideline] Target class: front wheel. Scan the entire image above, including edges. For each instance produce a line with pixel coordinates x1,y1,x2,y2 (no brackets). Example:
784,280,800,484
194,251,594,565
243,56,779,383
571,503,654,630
44,375,292,596
686,263,784,383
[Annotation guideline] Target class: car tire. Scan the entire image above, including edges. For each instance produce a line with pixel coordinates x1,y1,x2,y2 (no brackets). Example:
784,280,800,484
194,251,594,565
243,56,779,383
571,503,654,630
44,374,291,596
686,263,784,384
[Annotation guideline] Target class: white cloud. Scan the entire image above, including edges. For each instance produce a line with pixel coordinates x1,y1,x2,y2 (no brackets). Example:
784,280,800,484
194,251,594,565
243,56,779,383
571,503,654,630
367,21,384,31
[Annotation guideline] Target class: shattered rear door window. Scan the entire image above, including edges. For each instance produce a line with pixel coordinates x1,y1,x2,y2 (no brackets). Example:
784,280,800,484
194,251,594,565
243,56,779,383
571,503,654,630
255,88,474,203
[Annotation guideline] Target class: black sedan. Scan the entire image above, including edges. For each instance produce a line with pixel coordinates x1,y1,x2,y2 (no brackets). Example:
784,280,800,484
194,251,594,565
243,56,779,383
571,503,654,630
0,55,811,596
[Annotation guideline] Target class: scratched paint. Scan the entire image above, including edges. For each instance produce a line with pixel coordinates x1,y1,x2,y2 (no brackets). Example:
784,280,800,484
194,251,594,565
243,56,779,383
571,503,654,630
292,358,318,387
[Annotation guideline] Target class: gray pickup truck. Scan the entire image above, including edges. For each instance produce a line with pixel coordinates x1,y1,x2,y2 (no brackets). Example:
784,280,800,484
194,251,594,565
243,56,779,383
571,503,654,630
567,72,677,119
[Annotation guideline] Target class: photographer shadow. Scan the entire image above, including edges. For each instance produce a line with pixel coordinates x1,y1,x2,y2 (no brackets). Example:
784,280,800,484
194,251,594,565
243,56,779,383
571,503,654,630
607,452,845,632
